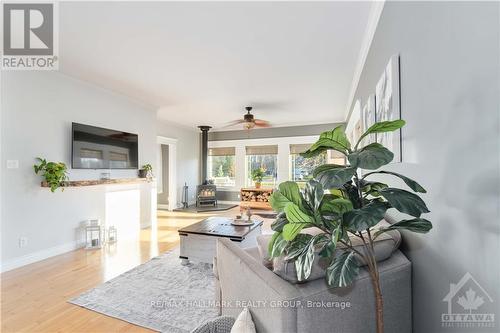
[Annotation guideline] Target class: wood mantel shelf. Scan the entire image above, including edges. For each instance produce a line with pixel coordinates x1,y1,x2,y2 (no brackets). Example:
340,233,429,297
41,178,154,188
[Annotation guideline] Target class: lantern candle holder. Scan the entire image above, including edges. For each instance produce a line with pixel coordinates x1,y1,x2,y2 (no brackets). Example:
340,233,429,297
84,219,105,249
107,226,117,244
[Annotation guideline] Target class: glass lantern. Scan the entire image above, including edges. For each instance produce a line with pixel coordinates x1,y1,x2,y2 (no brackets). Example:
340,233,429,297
85,220,105,249
107,226,117,244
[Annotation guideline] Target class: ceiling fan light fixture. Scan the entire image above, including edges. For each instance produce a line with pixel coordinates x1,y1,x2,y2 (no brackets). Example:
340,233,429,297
244,122,255,130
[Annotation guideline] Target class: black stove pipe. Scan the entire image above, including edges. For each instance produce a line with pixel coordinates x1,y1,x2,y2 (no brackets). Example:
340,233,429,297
198,126,211,184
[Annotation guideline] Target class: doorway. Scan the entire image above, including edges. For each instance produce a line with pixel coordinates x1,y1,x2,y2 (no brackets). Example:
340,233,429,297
157,144,169,206
157,136,177,211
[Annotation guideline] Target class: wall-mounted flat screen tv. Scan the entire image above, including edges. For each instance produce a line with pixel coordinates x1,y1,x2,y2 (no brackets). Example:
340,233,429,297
72,123,138,169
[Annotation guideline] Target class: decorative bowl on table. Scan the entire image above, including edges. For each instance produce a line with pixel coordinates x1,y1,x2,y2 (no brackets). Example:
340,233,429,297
231,219,254,226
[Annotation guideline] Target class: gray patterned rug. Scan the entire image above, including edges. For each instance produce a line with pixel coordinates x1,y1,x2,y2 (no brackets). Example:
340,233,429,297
69,248,218,333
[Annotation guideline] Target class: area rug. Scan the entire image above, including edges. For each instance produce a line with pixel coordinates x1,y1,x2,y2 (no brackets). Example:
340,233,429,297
69,248,218,333
172,203,237,213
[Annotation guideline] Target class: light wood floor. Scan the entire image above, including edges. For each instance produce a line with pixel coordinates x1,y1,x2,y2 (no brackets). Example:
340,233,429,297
1,208,238,333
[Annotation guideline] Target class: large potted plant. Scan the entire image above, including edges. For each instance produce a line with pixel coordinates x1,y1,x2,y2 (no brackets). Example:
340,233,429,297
251,167,265,188
268,120,432,333
34,157,69,192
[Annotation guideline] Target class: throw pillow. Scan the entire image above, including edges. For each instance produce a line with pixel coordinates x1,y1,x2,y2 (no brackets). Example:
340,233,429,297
256,234,273,269
230,307,256,333
272,219,401,283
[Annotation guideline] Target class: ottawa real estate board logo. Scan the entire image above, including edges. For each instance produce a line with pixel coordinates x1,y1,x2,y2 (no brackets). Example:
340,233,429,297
2,2,58,70
442,272,495,329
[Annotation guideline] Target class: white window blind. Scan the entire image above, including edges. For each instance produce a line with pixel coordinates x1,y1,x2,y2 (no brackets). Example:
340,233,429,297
208,147,235,156
245,145,278,155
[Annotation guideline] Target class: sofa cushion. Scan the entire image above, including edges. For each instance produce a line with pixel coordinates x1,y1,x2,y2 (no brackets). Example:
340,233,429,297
261,220,401,283
256,234,274,269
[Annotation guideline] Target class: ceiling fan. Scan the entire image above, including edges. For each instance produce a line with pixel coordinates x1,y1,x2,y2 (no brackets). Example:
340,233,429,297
225,106,271,130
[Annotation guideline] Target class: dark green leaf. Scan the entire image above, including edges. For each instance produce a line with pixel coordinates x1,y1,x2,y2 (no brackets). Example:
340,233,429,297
374,218,432,238
303,180,324,211
316,167,356,189
330,198,354,214
301,126,350,157
364,171,427,193
326,251,359,287
295,238,316,281
341,182,362,209
321,198,353,216
294,234,330,281
284,234,313,260
319,126,351,150
270,213,288,232
348,143,394,170
319,240,336,258
379,188,430,217
343,200,389,231
319,225,341,258
361,181,388,196
268,232,288,258
356,120,406,148
313,164,347,178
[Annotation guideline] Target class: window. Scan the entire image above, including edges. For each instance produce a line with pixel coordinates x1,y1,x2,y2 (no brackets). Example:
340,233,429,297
208,147,235,187
289,144,345,185
245,145,278,188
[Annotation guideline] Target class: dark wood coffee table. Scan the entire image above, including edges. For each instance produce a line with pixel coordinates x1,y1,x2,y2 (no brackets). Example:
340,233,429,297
178,217,263,264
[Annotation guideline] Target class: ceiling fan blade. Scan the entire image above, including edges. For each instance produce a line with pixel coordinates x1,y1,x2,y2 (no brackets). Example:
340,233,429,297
254,119,271,127
221,119,245,128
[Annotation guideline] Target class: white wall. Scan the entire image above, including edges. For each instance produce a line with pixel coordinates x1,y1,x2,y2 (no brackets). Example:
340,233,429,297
156,121,199,207
348,2,499,331
1,71,164,271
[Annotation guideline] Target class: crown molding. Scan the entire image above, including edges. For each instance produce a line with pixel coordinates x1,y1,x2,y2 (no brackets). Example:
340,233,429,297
345,0,385,123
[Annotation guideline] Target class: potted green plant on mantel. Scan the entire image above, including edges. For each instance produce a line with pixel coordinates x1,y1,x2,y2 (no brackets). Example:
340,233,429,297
251,167,265,188
268,120,432,333
138,164,153,179
34,157,69,192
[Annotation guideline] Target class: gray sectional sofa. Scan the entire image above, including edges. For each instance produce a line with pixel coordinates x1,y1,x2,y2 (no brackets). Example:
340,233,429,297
215,226,412,333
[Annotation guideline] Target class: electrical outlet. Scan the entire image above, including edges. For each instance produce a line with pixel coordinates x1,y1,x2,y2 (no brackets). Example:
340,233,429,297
7,160,19,169
19,237,28,248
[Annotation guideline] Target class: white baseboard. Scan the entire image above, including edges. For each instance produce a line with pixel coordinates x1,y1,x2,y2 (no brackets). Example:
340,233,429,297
157,201,195,211
1,241,80,273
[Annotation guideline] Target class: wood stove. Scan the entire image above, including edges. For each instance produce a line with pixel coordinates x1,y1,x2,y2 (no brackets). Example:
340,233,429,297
196,125,218,207
196,184,217,207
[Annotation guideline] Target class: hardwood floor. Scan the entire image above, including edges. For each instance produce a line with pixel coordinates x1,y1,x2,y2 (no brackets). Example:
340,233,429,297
1,208,238,333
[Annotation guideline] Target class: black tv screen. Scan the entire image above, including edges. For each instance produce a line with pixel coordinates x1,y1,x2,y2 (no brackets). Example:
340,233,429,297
72,123,138,169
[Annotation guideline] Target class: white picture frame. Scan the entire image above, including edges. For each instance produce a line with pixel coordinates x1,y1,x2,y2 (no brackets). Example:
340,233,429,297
346,100,362,147
375,54,401,162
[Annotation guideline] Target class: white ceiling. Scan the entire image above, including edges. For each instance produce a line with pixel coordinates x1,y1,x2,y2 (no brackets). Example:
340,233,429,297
59,1,374,130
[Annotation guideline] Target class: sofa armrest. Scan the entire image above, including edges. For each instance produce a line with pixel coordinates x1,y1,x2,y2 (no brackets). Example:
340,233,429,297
216,238,300,333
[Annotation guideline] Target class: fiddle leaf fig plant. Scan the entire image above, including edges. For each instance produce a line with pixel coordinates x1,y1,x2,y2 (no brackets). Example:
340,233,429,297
34,157,69,192
268,120,432,333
